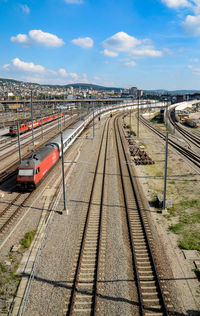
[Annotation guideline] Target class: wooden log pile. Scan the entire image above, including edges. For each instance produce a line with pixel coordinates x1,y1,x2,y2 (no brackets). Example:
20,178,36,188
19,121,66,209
128,138,154,165
122,121,154,165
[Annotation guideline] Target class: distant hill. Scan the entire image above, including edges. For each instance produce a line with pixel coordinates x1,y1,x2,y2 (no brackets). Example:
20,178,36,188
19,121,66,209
1,77,200,94
63,83,122,91
0,78,122,91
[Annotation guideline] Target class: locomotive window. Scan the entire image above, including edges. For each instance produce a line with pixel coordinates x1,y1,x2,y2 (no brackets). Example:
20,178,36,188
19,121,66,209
18,169,34,176
36,167,40,174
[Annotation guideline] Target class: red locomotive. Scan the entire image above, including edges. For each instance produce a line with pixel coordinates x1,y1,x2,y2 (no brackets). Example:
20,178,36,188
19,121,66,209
17,143,60,189
9,113,63,136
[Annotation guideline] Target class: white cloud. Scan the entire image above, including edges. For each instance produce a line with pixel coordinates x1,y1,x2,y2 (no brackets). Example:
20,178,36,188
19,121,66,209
124,61,136,67
58,68,68,77
2,57,83,84
12,58,45,73
71,37,93,48
188,64,200,74
11,30,64,47
10,33,29,45
161,0,200,35
163,48,173,54
102,32,162,60
190,57,199,62
102,49,118,57
161,0,190,8
102,32,141,52
2,64,10,70
65,0,83,3
182,14,200,35
132,47,163,57
20,4,30,14
29,30,64,47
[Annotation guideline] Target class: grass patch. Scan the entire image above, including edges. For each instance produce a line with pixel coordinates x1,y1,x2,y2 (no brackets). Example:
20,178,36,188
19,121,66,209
155,170,163,177
179,199,200,210
169,222,184,234
20,230,37,249
149,114,164,124
0,262,7,273
179,231,200,251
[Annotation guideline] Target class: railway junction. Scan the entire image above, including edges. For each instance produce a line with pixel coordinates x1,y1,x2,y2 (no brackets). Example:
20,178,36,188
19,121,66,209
0,101,200,316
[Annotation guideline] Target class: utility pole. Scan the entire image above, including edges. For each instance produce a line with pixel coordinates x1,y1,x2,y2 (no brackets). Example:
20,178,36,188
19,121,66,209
137,93,140,137
17,122,21,164
60,108,62,131
61,132,66,211
93,102,95,138
163,131,168,211
30,90,34,145
41,116,43,139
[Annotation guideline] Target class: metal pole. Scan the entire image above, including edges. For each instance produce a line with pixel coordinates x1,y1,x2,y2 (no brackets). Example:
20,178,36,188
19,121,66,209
60,108,62,131
93,103,95,138
163,131,168,211
61,132,66,211
17,122,21,164
30,90,34,145
129,108,131,133
57,109,59,129
41,116,43,139
137,95,140,137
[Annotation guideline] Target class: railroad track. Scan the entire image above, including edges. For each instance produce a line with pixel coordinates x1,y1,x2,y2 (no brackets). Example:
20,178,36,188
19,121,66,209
168,110,200,149
0,192,32,238
64,118,109,315
0,116,79,185
114,115,169,315
139,115,200,169
0,115,72,160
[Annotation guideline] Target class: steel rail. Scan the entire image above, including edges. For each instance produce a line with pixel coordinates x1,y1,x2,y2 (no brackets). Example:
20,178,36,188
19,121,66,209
114,115,168,315
0,192,32,235
139,116,200,169
66,119,109,315
168,111,200,148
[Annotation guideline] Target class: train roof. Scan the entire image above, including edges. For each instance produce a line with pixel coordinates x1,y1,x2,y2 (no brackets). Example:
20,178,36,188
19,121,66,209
50,120,84,145
19,144,57,168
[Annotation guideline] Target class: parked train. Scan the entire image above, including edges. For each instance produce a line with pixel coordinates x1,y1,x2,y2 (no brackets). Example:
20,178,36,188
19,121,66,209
16,102,147,190
16,108,99,190
9,112,63,136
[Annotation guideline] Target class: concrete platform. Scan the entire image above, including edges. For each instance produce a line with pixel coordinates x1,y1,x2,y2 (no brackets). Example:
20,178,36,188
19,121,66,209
182,250,200,260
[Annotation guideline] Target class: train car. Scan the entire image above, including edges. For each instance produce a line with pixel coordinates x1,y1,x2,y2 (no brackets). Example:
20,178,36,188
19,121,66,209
17,143,59,190
16,106,118,190
9,122,29,136
9,112,64,136
28,120,40,130
51,120,85,155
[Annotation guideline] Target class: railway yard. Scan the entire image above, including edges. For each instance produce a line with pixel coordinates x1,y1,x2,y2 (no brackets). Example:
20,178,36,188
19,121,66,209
0,104,200,316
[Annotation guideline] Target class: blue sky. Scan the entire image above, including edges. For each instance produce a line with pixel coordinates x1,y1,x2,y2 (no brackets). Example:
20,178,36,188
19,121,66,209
1,0,200,90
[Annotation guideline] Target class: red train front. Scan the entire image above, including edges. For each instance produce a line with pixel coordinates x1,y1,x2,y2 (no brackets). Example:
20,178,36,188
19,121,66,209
17,143,60,190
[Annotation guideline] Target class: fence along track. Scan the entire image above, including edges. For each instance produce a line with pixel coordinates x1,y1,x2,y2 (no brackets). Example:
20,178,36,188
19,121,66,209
114,115,169,316
65,119,110,315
